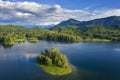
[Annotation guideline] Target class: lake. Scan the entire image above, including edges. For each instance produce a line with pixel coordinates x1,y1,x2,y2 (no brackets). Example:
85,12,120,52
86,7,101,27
0,41,120,80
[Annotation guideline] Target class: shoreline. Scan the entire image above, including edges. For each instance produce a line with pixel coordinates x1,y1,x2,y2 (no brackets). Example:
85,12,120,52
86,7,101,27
38,64,73,76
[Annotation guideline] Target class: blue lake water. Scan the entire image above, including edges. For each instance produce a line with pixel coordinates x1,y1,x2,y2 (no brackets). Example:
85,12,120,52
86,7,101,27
0,41,120,80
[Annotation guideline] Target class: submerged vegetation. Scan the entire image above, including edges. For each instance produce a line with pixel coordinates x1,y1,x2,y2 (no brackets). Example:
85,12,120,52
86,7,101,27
0,25,120,47
37,48,72,75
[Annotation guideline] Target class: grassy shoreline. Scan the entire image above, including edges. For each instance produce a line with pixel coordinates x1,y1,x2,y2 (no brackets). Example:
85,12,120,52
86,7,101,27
82,38,111,42
38,64,73,76
27,37,38,43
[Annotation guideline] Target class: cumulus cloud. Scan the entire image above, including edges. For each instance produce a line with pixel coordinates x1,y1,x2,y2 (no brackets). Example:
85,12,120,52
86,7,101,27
0,0,120,25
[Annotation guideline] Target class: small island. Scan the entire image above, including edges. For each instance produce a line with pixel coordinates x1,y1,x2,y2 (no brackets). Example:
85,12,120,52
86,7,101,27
37,48,72,75
27,37,38,43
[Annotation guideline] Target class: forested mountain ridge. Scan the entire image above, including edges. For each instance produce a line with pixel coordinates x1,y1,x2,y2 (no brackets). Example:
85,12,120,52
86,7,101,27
56,18,80,26
57,16,120,27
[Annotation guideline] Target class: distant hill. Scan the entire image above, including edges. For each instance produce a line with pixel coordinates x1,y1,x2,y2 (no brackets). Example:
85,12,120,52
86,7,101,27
56,16,120,27
56,18,80,26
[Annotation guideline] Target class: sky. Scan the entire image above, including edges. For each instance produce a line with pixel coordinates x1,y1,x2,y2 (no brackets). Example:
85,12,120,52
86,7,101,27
0,0,120,25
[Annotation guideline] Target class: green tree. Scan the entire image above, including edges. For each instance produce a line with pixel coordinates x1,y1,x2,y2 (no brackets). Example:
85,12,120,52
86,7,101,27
44,56,52,65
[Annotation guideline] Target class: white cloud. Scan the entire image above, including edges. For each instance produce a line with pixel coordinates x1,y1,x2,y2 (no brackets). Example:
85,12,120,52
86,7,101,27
15,12,34,18
0,0,120,25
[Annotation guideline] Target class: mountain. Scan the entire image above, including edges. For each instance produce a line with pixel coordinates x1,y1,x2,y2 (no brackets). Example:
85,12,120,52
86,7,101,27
56,18,80,26
56,16,120,27
35,24,55,29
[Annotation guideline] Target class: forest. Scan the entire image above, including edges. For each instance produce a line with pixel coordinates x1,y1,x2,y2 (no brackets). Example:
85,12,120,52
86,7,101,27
0,25,120,46
52,25,120,41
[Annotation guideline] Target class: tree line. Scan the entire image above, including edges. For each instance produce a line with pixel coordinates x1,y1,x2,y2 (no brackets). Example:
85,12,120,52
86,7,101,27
0,24,120,46
0,25,82,46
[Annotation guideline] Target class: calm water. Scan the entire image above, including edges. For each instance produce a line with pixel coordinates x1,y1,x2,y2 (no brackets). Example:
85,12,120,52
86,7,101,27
0,41,120,80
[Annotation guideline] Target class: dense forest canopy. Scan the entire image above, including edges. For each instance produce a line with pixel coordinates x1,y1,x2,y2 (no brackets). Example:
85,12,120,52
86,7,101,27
52,25,120,41
0,25,120,46
0,25,82,45
37,48,69,68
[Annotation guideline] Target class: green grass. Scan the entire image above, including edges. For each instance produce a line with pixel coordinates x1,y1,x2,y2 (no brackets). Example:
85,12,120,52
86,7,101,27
83,38,111,42
39,64,73,76
16,38,26,42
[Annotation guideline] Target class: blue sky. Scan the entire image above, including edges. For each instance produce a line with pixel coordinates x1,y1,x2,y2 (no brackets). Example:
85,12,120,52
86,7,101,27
0,0,120,25
9,0,120,10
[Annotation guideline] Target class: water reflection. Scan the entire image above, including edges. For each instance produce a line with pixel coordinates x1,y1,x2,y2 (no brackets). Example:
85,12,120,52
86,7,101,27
24,53,38,59
114,48,120,51
3,44,14,48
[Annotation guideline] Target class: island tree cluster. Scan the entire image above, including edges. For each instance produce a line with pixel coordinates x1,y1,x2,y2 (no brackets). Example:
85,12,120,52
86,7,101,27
37,48,69,68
